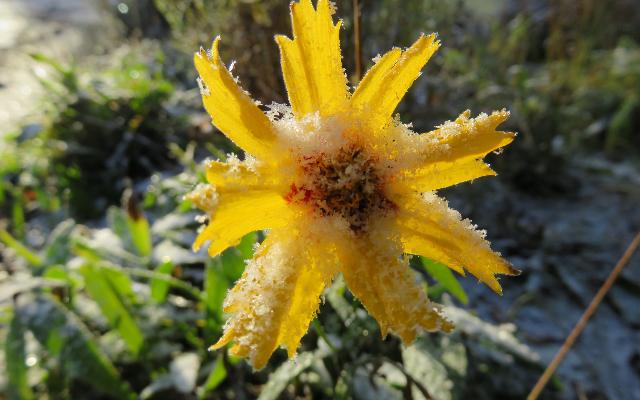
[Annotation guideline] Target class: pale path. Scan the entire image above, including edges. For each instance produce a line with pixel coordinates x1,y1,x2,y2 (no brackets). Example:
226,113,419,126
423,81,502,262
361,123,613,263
0,0,117,134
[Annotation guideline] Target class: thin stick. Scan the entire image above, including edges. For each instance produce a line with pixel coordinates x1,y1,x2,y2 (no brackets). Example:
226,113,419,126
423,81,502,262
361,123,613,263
527,231,640,400
352,0,362,82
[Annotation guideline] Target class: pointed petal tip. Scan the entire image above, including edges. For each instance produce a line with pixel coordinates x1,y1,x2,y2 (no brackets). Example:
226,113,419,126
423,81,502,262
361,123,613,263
286,347,297,359
208,342,224,351
492,283,504,296
440,319,455,333
507,264,522,276
210,329,234,352
211,35,221,48
274,34,292,45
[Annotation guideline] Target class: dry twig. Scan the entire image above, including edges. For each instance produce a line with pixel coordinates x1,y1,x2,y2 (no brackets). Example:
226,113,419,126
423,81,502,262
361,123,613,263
528,231,640,399
352,0,362,82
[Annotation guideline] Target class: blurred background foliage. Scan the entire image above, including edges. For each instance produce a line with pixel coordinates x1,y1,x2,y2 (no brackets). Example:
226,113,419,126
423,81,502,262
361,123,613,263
1,0,640,399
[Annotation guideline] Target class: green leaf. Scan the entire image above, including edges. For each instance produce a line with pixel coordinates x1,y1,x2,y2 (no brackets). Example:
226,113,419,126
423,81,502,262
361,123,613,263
43,219,75,265
11,200,25,239
420,257,468,304
199,355,227,398
127,213,152,257
97,262,202,300
236,232,257,259
220,249,244,282
107,206,129,241
205,258,228,322
0,229,42,267
151,260,175,303
220,232,256,281
16,293,134,399
79,264,144,355
5,314,35,400
43,265,69,281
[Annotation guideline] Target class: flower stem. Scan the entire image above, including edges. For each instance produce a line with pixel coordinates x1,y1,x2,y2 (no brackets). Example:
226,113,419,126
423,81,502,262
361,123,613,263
352,0,362,82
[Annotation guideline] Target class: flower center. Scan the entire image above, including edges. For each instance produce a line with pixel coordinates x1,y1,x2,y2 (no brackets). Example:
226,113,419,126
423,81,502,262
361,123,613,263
285,144,395,233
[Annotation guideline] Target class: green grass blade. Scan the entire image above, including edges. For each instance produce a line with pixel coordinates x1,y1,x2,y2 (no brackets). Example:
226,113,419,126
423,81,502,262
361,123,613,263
97,262,202,300
151,260,175,303
0,229,42,267
79,264,144,355
199,355,227,398
5,314,35,400
420,257,468,304
16,293,134,399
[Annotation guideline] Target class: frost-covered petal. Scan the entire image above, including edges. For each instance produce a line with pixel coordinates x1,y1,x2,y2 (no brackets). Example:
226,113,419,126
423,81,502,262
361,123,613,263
394,192,519,294
187,160,291,256
390,159,496,193
275,0,348,118
189,160,290,256
205,159,284,191
194,37,277,159
351,33,440,130
211,230,337,369
337,222,454,342
414,110,515,165
390,110,513,192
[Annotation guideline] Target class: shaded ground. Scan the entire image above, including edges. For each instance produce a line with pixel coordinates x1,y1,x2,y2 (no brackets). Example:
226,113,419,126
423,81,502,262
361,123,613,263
449,156,640,399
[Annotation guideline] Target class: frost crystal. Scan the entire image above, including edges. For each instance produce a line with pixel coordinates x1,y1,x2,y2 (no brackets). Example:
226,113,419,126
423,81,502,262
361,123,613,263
196,77,210,96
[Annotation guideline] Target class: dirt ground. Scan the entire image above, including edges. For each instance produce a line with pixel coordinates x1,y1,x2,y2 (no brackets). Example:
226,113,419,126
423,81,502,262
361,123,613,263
450,156,640,399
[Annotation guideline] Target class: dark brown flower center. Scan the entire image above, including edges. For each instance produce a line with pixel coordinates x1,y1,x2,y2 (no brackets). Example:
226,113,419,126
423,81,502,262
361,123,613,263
285,145,395,233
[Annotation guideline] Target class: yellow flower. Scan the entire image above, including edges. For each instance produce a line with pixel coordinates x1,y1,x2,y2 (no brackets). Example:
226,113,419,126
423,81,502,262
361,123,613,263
187,0,518,369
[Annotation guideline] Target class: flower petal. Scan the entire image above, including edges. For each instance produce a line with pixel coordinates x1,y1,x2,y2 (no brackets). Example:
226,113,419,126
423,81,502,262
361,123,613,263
391,159,496,193
187,187,289,257
351,33,440,129
394,192,519,294
388,110,514,192
417,110,515,164
277,238,337,356
275,0,348,118
337,227,453,343
211,230,337,369
204,159,283,191
194,37,277,159
188,160,290,256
